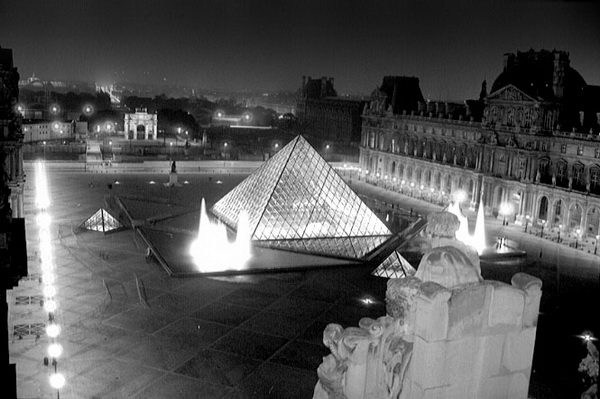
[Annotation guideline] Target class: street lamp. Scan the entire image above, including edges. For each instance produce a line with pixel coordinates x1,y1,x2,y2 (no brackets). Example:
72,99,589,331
540,219,546,237
575,227,582,249
558,224,563,243
524,215,530,233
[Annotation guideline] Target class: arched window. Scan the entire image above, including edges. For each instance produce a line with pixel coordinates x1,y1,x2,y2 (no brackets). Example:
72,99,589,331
538,196,549,220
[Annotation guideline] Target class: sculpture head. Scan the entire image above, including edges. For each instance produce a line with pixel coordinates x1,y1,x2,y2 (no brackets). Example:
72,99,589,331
426,212,460,239
415,245,482,288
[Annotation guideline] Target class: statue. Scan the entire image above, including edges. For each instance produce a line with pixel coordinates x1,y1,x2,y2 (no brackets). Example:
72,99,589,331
535,170,541,183
552,174,557,186
313,211,543,399
171,160,177,173
569,176,573,190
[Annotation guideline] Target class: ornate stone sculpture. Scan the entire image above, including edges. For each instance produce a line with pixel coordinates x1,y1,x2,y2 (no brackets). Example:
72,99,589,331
313,211,542,399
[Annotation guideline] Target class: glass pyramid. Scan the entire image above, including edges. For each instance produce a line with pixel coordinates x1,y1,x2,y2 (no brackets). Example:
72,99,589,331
371,250,416,278
211,135,392,259
80,208,123,233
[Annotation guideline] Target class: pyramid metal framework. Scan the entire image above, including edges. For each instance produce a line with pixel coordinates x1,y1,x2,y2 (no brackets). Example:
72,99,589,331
371,250,416,278
211,135,392,260
80,208,123,233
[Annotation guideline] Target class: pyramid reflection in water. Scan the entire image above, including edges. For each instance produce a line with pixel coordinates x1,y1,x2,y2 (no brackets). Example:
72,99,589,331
211,135,392,260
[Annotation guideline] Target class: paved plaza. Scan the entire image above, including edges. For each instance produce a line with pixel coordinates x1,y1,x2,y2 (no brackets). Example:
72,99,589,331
9,163,600,398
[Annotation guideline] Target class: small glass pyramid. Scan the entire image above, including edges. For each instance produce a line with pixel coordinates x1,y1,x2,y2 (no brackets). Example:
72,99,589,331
371,250,416,278
80,208,123,233
211,135,392,259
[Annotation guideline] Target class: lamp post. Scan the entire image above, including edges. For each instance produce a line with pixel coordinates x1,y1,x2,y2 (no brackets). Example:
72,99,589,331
575,227,582,249
410,181,415,196
524,215,530,233
540,220,546,237
325,144,330,160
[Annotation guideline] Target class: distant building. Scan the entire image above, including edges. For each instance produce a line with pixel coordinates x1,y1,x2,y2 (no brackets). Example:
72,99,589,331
123,109,158,140
296,76,366,143
360,49,600,238
22,120,76,143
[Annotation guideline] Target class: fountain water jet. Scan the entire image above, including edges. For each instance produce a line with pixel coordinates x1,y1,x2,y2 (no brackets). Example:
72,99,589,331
447,198,487,255
189,198,252,272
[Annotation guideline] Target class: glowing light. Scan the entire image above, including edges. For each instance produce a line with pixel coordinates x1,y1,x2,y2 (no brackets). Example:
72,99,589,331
216,180,222,184
46,324,61,338
149,181,156,184
44,300,57,313
41,262,54,274
578,332,597,342
49,373,65,389
43,286,57,297
36,213,51,228
361,297,375,305
189,198,252,273
48,343,63,358
42,274,55,285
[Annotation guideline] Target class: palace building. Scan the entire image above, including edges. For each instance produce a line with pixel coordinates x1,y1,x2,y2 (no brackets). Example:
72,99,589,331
296,76,366,144
359,49,600,238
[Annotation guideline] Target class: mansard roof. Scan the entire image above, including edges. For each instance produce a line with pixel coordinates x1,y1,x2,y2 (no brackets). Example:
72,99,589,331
491,49,586,103
379,76,424,114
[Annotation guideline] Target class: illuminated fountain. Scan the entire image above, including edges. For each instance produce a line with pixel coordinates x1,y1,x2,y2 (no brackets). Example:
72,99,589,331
189,198,252,272
447,191,487,255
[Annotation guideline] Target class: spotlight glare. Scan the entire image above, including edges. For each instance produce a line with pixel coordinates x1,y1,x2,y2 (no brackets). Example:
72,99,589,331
43,286,57,297
48,343,63,358
49,373,66,389
46,324,61,338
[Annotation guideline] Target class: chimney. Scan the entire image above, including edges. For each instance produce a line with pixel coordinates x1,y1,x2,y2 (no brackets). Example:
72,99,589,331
321,77,327,98
553,51,569,99
503,53,515,71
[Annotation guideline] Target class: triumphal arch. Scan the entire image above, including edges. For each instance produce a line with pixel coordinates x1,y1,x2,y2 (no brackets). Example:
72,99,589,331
124,109,157,140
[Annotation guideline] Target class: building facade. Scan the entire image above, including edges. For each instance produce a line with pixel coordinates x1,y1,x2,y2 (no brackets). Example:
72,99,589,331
1,45,27,399
22,120,78,143
360,49,600,238
296,76,365,143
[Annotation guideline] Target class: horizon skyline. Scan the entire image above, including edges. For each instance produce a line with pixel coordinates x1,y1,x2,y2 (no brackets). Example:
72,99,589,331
2,1,600,101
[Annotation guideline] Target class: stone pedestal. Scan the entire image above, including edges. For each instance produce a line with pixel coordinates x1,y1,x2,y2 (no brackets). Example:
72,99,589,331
164,172,181,187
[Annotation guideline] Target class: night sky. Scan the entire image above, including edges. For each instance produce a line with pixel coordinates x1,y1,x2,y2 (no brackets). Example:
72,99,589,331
1,0,599,99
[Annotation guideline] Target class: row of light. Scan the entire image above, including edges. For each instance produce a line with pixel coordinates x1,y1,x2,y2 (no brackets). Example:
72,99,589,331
35,161,66,392
16,103,94,116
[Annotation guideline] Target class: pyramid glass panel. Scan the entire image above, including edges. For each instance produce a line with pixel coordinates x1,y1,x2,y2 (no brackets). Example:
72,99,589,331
371,250,416,278
211,135,392,259
80,208,123,233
